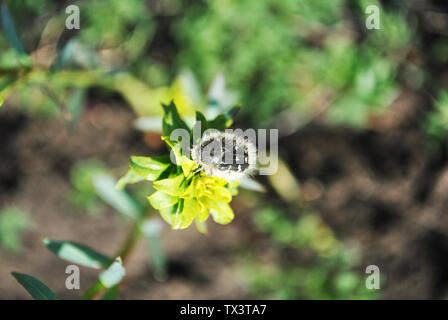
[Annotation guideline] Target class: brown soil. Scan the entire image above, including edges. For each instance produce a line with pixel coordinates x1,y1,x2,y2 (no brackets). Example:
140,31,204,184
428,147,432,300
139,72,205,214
281,91,448,299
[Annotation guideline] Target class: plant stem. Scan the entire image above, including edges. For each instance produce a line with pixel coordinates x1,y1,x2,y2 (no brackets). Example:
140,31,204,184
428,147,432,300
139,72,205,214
81,220,143,300
116,220,143,265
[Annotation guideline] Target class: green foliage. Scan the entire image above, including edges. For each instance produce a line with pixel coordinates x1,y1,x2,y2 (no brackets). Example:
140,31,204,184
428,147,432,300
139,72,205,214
42,238,112,269
99,257,126,288
0,0,165,119
80,0,153,62
244,206,377,299
162,100,191,137
92,174,142,220
207,104,241,131
254,207,340,256
68,160,108,215
129,155,171,181
426,91,448,144
68,159,167,283
175,0,409,127
0,207,29,252
2,0,428,301
0,2,30,66
12,272,58,300
14,238,127,300
102,286,119,300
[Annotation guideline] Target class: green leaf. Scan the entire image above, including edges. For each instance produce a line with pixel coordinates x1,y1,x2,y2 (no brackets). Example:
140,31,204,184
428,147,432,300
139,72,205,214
0,95,3,107
92,174,141,219
12,272,58,300
42,238,112,269
162,100,190,137
194,111,209,139
116,169,144,190
129,155,171,181
0,3,30,66
99,257,126,288
147,191,179,210
208,104,241,130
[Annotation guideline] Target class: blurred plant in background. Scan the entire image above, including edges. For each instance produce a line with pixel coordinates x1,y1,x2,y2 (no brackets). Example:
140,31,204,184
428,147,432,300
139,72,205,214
175,0,412,128
426,91,448,146
68,160,108,215
0,207,28,253
243,206,375,299
2,0,444,300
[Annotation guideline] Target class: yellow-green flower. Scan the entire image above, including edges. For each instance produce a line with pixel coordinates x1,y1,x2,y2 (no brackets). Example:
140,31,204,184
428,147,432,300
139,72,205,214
117,101,243,232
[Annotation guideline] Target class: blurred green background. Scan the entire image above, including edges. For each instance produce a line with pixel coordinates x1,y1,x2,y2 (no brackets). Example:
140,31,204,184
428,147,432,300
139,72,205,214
0,0,448,299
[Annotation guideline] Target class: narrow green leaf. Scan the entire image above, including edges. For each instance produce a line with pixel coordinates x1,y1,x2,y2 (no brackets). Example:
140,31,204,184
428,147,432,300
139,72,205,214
195,111,209,133
12,272,58,300
208,104,241,130
0,3,30,66
92,174,141,219
193,111,209,144
42,238,112,269
129,155,171,181
99,257,126,288
162,100,190,137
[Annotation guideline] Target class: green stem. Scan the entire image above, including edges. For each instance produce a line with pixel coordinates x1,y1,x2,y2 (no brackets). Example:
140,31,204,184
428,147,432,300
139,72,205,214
81,282,105,300
80,220,143,300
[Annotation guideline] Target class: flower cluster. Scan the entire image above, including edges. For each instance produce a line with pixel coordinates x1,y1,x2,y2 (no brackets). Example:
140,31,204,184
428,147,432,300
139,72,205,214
118,101,242,231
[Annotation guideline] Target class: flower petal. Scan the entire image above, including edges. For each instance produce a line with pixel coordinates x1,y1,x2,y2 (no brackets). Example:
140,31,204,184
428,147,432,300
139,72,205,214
153,173,187,196
147,191,178,210
206,200,234,225
172,198,197,229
